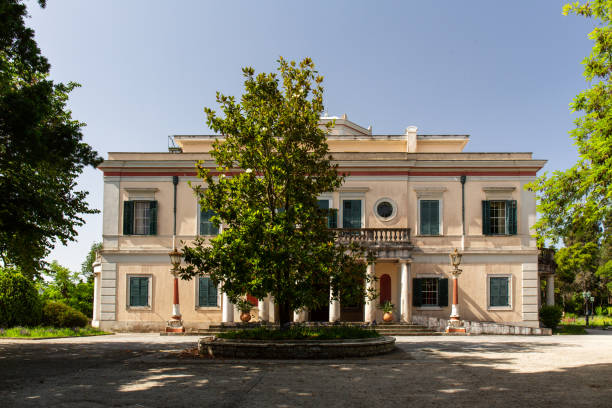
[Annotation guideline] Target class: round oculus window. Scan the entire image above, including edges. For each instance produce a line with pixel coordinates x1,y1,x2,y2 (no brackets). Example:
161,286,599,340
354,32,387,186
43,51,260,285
376,201,394,219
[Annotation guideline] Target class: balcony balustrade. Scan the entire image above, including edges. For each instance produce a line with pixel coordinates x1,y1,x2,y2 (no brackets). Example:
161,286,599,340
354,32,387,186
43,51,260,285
332,228,411,246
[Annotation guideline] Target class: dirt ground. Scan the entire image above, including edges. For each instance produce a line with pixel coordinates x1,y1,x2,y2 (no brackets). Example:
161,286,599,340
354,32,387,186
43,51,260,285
1,332,611,407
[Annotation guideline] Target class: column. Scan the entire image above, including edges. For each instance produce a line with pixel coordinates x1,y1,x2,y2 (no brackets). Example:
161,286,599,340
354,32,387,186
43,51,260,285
293,308,308,323
92,270,100,328
329,286,341,322
364,263,376,323
222,292,234,323
171,274,181,319
259,295,269,322
268,296,276,323
400,260,410,323
546,275,555,306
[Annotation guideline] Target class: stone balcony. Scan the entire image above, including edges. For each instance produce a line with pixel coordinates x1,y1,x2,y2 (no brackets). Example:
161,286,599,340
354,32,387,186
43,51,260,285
332,228,412,259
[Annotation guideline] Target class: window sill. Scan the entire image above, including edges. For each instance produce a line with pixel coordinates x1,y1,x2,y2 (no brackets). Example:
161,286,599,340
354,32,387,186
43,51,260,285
415,306,444,310
487,306,512,311
127,306,152,311
195,306,221,311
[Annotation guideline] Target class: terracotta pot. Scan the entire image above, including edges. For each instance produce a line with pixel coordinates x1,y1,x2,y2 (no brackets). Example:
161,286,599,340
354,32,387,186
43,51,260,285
383,312,393,322
240,312,252,323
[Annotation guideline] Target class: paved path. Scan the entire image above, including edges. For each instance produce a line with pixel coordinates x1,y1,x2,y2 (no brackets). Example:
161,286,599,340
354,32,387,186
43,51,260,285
1,333,611,407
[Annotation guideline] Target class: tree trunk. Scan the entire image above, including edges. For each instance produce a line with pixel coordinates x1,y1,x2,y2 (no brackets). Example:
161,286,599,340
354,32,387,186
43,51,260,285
278,302,292,328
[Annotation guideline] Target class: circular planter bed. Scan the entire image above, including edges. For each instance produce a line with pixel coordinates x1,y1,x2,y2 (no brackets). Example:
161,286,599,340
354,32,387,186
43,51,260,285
198,335,396,359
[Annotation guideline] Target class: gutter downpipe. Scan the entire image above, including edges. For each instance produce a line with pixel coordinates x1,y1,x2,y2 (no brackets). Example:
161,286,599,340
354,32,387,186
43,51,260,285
172,175,178,249
460,175,466,250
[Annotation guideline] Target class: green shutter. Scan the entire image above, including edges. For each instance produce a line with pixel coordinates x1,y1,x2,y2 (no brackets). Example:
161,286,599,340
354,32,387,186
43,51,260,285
149,201,157,235
123,201,134,235
130,277,148,307
507,200,517,235
329,209,338,228
490,277,509,307
199,277,218,306
482,200,491,235
421,200,439,235
343,200,362,228
412,278,423,307
200,209,219,236
438,278,449,307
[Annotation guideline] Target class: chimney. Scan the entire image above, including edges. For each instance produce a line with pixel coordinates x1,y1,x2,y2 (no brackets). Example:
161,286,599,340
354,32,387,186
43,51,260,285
405,126,418,152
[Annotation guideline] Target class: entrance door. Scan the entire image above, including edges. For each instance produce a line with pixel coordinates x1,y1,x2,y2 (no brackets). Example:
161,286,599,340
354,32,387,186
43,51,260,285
309,306,329,322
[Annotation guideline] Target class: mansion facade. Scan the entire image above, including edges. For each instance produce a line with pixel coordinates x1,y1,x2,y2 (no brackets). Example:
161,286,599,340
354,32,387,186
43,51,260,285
93,115,552,332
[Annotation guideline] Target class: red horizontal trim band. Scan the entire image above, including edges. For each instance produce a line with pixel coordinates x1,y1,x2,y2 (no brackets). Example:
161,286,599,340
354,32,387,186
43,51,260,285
103,170,537,177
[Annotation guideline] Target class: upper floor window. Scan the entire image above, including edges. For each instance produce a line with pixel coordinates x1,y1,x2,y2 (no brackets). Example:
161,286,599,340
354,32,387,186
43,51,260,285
200,209,219,236
482,200,517,235
317,199,337,228
342,199,362,228
123,201,157,235
419,200,440,235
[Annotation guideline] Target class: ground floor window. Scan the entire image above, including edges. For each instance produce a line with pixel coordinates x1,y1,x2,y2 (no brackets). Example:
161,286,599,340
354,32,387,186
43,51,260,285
198,277,218,307
129,276,150,307
489,276,511,308
413,277,448,307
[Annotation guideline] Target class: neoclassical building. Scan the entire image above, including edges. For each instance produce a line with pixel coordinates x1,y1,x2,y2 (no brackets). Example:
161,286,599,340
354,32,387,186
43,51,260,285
92,115,553,332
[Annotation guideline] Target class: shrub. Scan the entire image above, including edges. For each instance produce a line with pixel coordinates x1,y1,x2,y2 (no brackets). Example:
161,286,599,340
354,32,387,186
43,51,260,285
540,305,563,330
0,267,42,327
42,301,88,328
217,325,380,340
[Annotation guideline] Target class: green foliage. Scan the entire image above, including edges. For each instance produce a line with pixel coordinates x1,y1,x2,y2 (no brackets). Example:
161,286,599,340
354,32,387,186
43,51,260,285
217,325,380,340
554,325,587,335
39,260,93,317
0,326,109,338
41,301,88,328
594,305,612,315
527,1,612,305
378,301,394,313
81,242,102,282
539,305,564,329
0,267,42,326
179,57,375,326
236,298,254,313
0,1,102,277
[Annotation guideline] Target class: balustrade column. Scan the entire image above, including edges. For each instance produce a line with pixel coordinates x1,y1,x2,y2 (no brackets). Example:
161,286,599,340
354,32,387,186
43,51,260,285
364,263,376,323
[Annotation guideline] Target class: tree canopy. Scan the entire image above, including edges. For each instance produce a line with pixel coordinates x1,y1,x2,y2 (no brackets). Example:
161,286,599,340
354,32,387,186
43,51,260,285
0,0,102,277
179,57,374,326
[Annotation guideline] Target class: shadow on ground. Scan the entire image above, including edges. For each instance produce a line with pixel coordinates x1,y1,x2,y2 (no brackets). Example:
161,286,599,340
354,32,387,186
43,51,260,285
0,338,610,407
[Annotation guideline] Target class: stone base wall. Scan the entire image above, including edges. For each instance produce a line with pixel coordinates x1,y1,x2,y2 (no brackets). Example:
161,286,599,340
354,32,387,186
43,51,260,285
412,315,552,336
198,336,396,359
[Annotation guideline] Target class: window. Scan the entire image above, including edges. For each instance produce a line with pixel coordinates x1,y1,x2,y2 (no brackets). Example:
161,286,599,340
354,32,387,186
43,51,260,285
374,198,397,221
489,276,510,308
200,209,219,236
419,200,440,235
317,199,337,228
342,199,362,228
482,200,517,235
129,276,150,307
412,277,448,307
198,277,218,307
123,201,157,235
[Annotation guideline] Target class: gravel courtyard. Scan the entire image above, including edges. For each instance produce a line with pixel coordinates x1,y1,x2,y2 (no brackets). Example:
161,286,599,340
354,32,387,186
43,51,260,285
1,332,611,407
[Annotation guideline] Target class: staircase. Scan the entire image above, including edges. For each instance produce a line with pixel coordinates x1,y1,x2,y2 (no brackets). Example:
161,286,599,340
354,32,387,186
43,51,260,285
183,322,440,337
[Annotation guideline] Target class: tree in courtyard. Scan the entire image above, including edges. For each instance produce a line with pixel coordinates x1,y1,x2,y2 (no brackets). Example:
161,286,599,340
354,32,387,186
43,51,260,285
528,1,612,304
178,57,375,326
81,242,102,283
0,0,102,277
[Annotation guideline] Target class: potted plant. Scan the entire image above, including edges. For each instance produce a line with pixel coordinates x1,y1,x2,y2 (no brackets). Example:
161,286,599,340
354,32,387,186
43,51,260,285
236,298,254,323
378,301,395,323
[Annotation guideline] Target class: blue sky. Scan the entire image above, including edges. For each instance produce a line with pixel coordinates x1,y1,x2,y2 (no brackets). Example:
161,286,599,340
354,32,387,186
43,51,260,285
27,0,594,271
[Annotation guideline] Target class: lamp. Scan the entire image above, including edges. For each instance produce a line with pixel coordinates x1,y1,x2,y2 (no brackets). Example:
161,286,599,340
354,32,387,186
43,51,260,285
169,247,182,271
450,248,462,271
